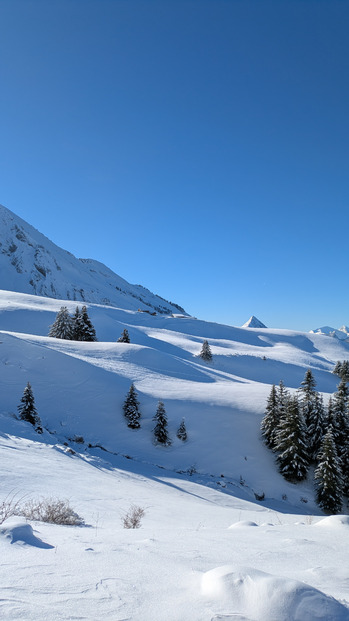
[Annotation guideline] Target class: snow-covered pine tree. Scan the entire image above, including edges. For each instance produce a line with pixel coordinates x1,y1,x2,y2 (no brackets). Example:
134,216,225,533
72,306,84,340
198,340,212,362
153,401,171,445
333,361,342,377
176,418,188,442
307,392,325,460
261,384,280,449
123,383,141,429
332,378,349,452
49,306,73,340
78,306,97,341
298,370,324,461
17,382,42,433
117,329,130,343
314,429,343,514
340,360,349,382
275,395,309,482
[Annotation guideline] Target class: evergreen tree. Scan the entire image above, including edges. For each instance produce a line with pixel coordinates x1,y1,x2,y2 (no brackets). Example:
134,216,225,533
340,360,349,382
314,429,343,514
340,439,349,499
275,396,309,482
298,370,324,460
307,392,325,460
332,379,349,452
333,361,342,377
176,418,188,442
153,401,171,445
198,340,212,362
123,383,141,429
49,306,73,340
72,306,84,340
117,329,130,343
277,380,289,420
78,306,97,341
17,382,42,433
261,384,280,449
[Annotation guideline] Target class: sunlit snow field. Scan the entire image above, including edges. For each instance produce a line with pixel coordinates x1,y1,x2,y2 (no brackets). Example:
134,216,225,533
1,290,349,620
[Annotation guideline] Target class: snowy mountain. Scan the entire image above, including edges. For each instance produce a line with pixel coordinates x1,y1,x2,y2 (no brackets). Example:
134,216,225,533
310,325,349,341
242,315,267,328
1,206,349,619
0,203,185,315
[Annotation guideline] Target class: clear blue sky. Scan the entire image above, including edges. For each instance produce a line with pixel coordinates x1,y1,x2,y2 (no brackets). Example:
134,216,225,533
1,0,348,331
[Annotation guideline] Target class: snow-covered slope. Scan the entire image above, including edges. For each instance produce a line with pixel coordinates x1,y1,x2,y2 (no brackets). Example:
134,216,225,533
242,315,267,328
1,290,349,619
1,431,349,620
0,203,185,315
0,288,347,504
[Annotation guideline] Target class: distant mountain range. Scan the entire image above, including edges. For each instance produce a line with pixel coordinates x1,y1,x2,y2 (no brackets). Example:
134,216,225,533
310,325,349,341
0,204,185,315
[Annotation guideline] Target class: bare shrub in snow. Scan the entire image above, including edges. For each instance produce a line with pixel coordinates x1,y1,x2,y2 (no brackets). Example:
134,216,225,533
21,498,84,526
122,505,145,529
0,493,24,524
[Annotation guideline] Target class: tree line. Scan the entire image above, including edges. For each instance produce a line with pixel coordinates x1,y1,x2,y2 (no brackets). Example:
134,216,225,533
261,365,349,513
16,381,188,447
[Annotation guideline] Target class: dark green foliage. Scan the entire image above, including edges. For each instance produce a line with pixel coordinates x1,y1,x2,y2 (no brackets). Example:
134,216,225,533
153,401,171,445
72,306,84,340
315,429,343,514
176,418,188,442
118,329,130,343
332,379,349,453
261,385,279,449
198,340,212,362
123,383,141,429
333,360,349,382
49,306,73,340
277,380,289,422
18,382,42,433
298,370,324,460
275,396,309,482
77,306,97,341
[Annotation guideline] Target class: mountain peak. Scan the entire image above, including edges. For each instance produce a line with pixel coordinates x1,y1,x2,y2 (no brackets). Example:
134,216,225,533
0,203,186,316
242,315,267,329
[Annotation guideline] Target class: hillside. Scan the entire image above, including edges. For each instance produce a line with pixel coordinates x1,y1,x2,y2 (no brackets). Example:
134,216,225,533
1,288,349,620
1,206,349,619
1,288,347,509
0,203,185,315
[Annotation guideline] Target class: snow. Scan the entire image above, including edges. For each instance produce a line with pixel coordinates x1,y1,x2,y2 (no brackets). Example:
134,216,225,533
310,326,349,341
242,315,267,329
0,205,349,619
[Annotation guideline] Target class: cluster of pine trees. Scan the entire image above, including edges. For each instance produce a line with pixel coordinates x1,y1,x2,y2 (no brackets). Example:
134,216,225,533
123,383,187,445
261,368,349,513
49,306,97,341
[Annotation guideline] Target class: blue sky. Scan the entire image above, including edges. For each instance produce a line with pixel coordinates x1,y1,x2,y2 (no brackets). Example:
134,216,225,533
1,0,348,331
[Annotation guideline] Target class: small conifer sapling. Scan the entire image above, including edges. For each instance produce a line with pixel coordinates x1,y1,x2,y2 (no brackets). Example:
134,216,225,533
198,340,212,362
123,383,141,429
118,329,130,343
18,382,43,433
176,418,188,442
153,401,171,445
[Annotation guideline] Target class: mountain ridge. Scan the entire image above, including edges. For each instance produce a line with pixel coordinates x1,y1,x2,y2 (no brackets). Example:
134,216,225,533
0,203,185,316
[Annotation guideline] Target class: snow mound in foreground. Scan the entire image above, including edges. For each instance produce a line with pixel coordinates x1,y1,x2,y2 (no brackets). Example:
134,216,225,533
201,565,349,621
228,520,258,529
0,518,54,548
315,515,349,528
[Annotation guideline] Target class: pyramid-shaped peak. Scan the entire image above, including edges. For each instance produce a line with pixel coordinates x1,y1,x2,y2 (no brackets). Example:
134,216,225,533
242,316,267,329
